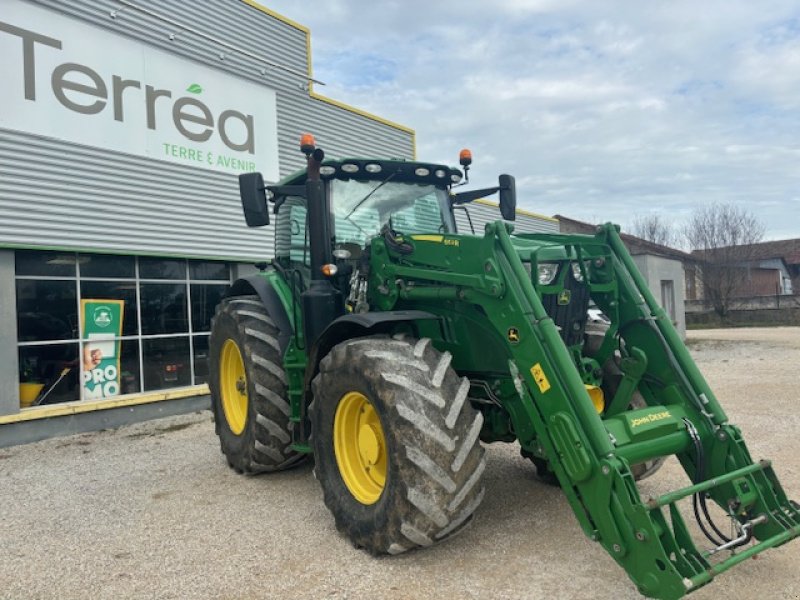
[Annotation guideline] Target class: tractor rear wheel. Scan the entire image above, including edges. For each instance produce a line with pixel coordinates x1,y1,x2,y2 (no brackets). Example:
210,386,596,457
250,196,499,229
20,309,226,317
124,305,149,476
208,295,303,473
311,336,486,554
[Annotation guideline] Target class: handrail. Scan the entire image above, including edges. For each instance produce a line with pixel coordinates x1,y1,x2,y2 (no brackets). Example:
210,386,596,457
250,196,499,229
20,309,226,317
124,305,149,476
646,460,770,510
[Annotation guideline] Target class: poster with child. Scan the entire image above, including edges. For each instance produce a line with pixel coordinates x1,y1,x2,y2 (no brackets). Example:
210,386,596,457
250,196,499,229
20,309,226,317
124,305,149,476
80,299,124,399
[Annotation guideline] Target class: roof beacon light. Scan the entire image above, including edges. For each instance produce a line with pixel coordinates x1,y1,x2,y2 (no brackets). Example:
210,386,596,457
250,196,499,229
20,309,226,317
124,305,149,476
459,148,473,167
300,132,316,156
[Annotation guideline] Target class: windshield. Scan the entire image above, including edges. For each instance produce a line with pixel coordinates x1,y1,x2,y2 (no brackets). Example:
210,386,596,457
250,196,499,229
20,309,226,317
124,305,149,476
331,179,454,246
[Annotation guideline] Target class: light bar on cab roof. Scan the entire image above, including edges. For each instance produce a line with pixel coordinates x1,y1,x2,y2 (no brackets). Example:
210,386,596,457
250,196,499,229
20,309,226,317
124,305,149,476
311,159,463,185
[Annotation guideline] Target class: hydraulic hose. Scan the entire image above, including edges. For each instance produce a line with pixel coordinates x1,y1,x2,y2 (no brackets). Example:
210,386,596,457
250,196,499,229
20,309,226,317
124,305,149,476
684,418,732,546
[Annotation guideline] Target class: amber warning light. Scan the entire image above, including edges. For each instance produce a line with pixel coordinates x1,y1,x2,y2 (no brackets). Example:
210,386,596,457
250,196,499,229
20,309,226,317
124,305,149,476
300,133,316,156
321,264,338,277
459,148,472,167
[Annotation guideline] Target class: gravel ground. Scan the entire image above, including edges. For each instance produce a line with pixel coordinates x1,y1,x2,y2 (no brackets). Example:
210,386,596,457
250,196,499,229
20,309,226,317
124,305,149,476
1,327,799,600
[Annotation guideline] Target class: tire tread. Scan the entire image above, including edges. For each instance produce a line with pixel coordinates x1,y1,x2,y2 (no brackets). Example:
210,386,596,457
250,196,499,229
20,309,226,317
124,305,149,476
311,336,486,554
209,295,302,474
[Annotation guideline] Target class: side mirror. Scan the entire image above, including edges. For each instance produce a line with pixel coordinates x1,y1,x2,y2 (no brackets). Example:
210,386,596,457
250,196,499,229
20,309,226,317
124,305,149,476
239,172,270,227
498,174,516,221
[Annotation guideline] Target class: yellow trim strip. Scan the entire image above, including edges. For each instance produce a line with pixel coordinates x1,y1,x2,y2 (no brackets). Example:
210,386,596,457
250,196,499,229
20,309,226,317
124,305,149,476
308,91,416,135
239,0,417,157
410,234,445,243
0,385,209,425
238,0,309,33
474,199,559,223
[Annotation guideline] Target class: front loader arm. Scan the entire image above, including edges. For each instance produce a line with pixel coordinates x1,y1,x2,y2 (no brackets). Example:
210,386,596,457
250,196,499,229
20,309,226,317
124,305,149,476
369,222,800,599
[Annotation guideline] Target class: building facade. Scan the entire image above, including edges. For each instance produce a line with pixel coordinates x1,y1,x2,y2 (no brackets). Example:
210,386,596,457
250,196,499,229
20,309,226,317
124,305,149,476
0,0,417,443
0,0,555,444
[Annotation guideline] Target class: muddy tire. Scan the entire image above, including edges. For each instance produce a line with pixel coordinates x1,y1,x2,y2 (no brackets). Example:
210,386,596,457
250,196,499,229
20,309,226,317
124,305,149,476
311,336,486,554
208,295,304,474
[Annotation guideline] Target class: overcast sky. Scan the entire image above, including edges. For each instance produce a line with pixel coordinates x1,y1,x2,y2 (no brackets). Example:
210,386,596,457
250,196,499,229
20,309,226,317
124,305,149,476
264,1,800,241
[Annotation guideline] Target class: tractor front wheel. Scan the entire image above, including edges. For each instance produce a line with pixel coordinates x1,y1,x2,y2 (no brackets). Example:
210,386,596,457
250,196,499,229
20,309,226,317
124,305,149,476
311,336,486,554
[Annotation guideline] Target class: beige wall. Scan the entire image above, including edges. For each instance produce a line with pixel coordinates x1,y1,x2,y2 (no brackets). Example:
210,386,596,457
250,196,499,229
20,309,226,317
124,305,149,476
632,254,687,339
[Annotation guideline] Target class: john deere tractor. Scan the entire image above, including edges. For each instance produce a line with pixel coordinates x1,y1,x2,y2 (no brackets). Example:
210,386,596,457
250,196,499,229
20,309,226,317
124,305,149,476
208,134,798,599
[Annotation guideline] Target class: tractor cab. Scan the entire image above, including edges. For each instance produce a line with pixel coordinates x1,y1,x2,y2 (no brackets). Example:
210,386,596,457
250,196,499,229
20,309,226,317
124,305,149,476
238,134,516,344
241,138,514,272
269,157,460,280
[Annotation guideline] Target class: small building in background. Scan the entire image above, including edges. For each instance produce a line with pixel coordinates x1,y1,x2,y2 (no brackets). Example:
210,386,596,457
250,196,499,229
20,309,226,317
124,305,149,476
690,239,799,299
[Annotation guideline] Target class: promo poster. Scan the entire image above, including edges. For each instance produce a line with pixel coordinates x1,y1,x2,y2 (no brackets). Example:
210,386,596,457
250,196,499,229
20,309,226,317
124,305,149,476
81,299,124,399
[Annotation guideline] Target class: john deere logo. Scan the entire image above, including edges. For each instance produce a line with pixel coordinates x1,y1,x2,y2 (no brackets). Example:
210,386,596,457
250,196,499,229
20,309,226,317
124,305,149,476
557,290,571,305
507,327,520,343
93,306,113,328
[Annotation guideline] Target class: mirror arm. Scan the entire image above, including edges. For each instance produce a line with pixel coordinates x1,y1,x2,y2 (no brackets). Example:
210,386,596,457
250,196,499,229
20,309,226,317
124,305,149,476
266,184,306,198
451,186,500,205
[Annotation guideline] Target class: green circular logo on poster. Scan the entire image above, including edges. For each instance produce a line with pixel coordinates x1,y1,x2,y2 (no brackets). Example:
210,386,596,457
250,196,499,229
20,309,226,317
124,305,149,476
93,306,113,328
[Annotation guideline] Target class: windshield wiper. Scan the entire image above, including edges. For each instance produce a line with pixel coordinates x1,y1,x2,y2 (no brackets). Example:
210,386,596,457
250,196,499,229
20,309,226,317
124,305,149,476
342,213,370,238
343,170,398,220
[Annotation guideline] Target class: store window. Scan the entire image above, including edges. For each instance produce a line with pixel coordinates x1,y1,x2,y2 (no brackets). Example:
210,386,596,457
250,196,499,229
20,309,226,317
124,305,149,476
15,251,231,407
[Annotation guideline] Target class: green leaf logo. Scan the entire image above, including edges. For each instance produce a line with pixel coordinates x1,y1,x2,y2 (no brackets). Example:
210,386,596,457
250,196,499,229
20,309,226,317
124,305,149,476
186,83,203,94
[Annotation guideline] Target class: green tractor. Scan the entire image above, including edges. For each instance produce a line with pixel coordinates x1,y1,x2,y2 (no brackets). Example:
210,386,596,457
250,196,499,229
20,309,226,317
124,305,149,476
208,134,799,599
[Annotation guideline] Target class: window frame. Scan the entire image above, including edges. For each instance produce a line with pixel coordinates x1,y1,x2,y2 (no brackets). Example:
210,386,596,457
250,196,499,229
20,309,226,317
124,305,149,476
14,252,232,405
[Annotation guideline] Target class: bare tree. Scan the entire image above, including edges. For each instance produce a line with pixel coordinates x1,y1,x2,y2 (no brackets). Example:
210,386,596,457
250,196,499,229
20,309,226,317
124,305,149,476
685,203,766,317
629,214,679,247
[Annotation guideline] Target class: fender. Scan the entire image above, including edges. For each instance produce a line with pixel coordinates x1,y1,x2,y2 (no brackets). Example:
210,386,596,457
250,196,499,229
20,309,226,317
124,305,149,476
295,310,442,445
228,274,294,355
307,310,442,381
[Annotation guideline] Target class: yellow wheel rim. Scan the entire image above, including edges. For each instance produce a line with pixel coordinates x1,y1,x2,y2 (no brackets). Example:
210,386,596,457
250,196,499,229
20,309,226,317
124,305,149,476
334,391,387,505
220,339,248,435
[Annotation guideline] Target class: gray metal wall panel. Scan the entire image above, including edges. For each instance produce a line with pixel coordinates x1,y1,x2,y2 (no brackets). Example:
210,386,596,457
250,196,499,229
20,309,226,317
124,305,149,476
0,128,275,260
454,202,559,236
0,0,413,261
0,251,19,416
